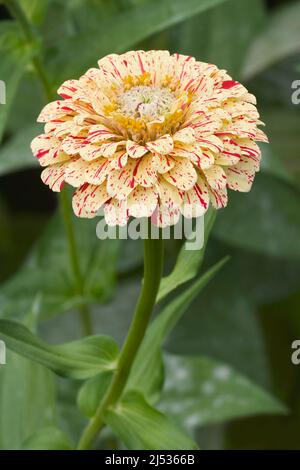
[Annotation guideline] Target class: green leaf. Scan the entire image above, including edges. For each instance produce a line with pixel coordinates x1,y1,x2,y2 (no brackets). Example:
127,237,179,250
0,21,34,141
104,391,198,450
213,173,300,259
174,0,265,77
0,210,120,320
22,427,73,450
227,245,300,305
127,257,228,400
0,320,119,379
0,303,57,450
242,2,300,80
48,0,230,82
160,354,287,432
166,255,271,387
77,371,113,418
157,208,216,302
56,378,87,444
0,351,57,449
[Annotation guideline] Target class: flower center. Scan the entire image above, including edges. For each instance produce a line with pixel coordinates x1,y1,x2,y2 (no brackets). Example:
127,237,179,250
117,85,176,122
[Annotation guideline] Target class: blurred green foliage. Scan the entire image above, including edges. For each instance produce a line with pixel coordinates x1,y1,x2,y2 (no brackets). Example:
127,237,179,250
0,0,300,450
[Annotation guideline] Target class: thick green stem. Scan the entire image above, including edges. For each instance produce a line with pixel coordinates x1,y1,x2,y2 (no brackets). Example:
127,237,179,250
77,230,164,449
60,190,93,337
5,0,93,335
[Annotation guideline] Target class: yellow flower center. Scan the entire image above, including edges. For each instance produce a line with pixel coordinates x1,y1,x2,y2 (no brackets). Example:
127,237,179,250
117,85,176,122
103,75,192,141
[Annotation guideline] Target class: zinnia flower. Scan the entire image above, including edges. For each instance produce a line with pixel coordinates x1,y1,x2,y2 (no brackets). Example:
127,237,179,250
31,50,268,227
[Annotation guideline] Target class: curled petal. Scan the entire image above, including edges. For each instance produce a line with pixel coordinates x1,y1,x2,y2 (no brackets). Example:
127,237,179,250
157,178,183,209
151,204,181,228
72,183,109,217
254,128,269,143
153,154,175,174
107,159,137,199
133,154,157,187
215,137,241,165
127,186,158,218
41,162,68,192
37,100,75,122
87,124,120,143
58,79,80,99
163,157,198,191
65,158,89,187
62,135,87,155
104,198,128,226
196,135,223,153
97,141,126,158
31,134,68,167
146,134,174,155
209,186,228,209
109,151,128,169
181,176,209,218
203,164,227,190
126,141,148,159
225,164,255,192
173,127,195,144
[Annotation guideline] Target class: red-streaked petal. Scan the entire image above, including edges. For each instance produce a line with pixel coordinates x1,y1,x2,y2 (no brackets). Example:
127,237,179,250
173,127,195,145
62,135,87,155
203,165,227,190
126,141,148,159
104,198,128,226
157,178,183,209
225,165,255,192
151,204,181,228
87,124,120,143
64,158,89,187
181,176,209,218
127,186,158,218
146,134,174,155
208,186,228,209
37,100,75,122
72,182,109,218
109,151,128,169
171,143,213,170
153,154,175,174
133,155,157,188
163,157,197,191
107,159,137,199
97,141,126,158
215,137,241,165
41,162,67,192
57,79,80,99
31,134,69,167
85,158,112,185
